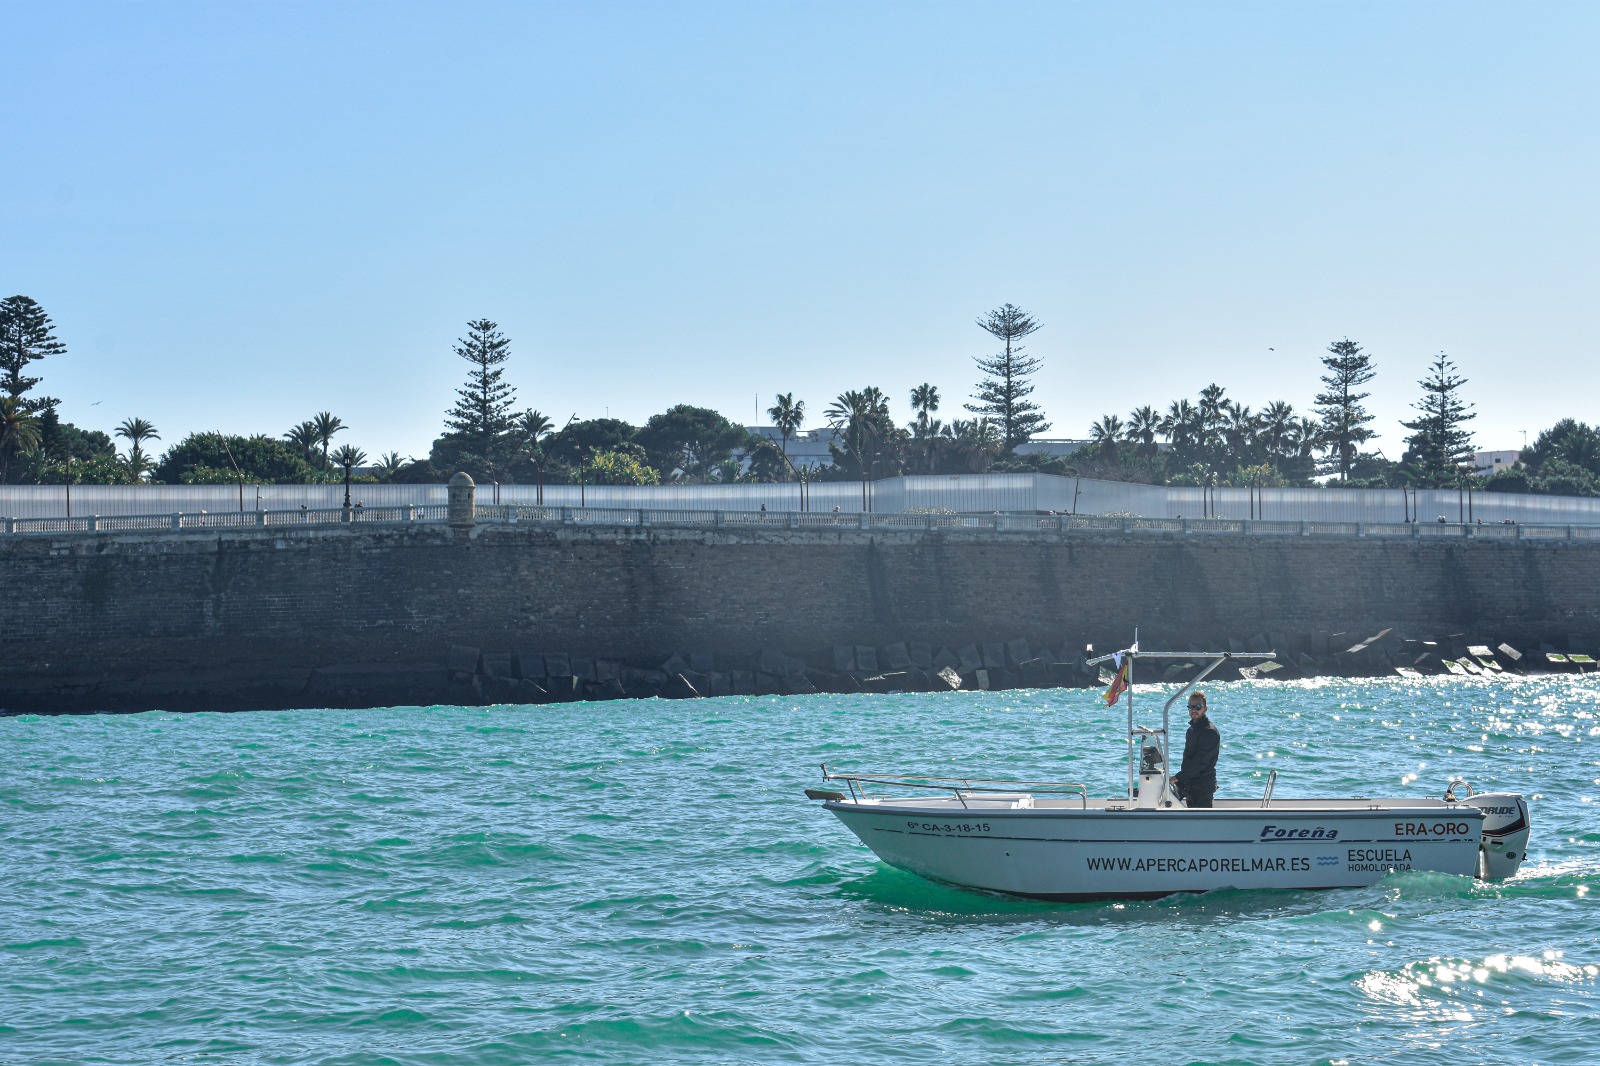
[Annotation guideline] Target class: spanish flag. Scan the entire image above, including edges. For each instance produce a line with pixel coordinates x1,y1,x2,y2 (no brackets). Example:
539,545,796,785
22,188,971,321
1102,655,1132,706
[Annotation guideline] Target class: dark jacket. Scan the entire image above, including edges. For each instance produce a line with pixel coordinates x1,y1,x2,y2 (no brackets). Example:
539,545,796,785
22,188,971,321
1174,714,1220,792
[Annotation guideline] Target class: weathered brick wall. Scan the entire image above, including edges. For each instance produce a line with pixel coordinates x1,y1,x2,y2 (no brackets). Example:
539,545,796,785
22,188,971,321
2,522,1597,711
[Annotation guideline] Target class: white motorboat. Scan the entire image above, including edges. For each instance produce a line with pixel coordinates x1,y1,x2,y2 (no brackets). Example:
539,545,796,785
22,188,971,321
809,644,1531,901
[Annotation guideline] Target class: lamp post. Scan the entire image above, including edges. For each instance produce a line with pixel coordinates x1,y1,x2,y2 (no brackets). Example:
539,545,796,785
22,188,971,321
781,450,805,511
555,413,582,509
217,433,245,512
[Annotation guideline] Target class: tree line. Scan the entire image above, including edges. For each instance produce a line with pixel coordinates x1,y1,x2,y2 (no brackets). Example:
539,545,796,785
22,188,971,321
2,294,1596,497
1068,341,1599,494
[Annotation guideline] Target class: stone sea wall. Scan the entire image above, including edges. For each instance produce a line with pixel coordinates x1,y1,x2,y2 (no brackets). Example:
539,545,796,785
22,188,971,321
2,521,1598,713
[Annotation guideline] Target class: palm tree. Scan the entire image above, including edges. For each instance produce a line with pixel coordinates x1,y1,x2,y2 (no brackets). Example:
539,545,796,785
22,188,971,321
331,443,367,509
919,417,947,472
373,451,407,481
860,386,891,418
767,393,806,475
284,421,320,465
1124,405,1161,459
1258,401,1297,463
826,389,871,457
517,409,553,444
114,417,160,483
0,397,42,484
908,384,940,473
312,411,345,470
1221,401,1258,464
909,384,939,431
1090,413,1124,462
1160,399,1201,454
947,417,1003,473
826,388,891,507
1197,383,1228,452
1288,417,1324,481
331,443,367,471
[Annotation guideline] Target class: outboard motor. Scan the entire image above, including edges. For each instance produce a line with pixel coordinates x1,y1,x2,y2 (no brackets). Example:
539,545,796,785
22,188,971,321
1461,793,1531,879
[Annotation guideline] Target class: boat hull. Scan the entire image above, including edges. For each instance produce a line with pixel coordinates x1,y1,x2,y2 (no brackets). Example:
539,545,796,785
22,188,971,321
825,801,1485,900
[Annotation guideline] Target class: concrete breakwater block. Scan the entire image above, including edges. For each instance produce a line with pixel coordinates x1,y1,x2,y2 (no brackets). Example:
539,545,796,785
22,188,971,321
1017,658,1050,687
445,673,482,704
17,619,1590,715
447,645,481,675
759,649,808,678
422,625,1583,711
662,673,701,699
545,675,582,700
587,678,627,701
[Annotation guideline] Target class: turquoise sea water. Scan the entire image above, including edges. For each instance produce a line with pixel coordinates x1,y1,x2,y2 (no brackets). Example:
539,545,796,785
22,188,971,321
3,677,1598,1065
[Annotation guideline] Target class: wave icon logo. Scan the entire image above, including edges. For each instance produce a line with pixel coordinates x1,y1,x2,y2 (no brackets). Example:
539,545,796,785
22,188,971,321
1317,855,1340,867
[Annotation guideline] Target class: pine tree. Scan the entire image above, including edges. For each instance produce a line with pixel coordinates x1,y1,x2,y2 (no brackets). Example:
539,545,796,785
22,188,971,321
1400,352,1476,486
966,303,1049,452
1314,338,1376,481
0,295,67,404
445,319,518,447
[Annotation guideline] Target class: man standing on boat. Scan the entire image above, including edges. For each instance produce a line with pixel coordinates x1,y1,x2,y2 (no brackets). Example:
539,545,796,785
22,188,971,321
1173,691,1220,808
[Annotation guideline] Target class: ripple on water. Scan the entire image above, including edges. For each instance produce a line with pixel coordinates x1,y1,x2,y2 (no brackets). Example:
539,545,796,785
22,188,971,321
1,677,1597,1064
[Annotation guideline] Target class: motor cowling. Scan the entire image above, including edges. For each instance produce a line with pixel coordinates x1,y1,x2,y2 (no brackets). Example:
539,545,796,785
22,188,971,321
1461,792,1531,879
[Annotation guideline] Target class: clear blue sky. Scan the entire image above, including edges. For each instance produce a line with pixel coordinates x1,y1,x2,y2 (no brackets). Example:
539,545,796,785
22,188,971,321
5,1,1596,463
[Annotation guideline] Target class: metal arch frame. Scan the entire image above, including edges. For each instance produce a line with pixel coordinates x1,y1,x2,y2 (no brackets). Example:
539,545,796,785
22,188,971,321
1087,641,1276,804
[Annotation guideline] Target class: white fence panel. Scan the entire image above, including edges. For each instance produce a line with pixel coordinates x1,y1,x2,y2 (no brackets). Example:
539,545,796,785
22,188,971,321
5,474,1600,525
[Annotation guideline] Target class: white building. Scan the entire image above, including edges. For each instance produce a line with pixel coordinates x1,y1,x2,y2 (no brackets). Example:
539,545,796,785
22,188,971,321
1474,449,1521,476
1013,438,1093,457
745,426,844,470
